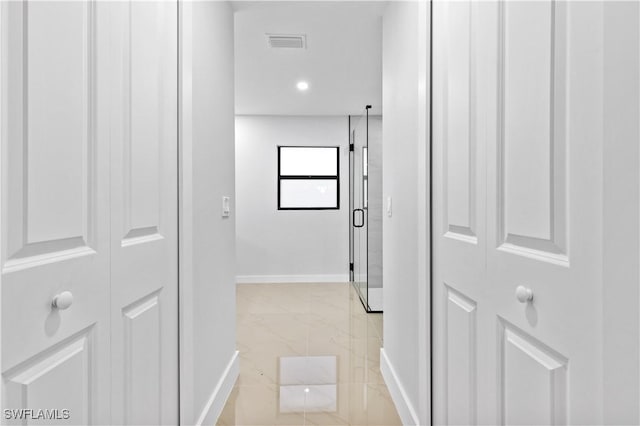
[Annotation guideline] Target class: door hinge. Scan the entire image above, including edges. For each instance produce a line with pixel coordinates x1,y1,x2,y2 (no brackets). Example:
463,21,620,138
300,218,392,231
349,262,354,271
349,143,354,152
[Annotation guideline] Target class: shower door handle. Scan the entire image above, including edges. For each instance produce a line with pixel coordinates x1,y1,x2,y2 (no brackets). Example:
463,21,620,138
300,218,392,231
353,209,365,228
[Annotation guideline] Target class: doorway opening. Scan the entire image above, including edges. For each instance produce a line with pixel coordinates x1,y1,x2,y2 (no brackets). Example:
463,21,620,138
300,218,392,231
227,1,402,424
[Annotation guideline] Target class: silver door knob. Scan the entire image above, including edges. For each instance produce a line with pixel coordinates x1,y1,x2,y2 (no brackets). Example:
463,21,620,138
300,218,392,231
515,286,533,303
52,291,74,310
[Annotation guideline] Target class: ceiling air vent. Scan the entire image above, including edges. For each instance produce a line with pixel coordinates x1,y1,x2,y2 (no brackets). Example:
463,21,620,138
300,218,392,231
267,34,306,49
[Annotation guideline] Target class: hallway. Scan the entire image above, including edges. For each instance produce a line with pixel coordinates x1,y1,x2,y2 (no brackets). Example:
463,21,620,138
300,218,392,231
217,283,401,425
1,1,639,424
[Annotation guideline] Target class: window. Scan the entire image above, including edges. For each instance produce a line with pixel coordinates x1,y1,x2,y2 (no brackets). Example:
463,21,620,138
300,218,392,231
278,146,340,210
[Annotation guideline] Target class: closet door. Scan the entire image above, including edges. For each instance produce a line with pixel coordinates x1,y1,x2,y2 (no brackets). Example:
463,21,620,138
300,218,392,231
485,2,604,423
432,1,486,423
433,1,606,424
109,1,179,425
0,2,111,424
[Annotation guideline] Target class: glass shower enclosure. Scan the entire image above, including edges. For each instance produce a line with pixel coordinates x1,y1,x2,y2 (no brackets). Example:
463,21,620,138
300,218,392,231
349,106,383,313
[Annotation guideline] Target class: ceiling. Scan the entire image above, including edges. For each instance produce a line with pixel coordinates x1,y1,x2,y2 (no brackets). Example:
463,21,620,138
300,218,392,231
234,1,385,116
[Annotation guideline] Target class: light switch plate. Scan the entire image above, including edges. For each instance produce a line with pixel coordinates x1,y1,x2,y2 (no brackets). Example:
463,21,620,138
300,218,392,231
222,196,230,217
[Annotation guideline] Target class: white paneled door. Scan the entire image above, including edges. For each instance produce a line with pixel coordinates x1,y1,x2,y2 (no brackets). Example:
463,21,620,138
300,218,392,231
434,1,606,424
109,2,178,425
1,2,178,424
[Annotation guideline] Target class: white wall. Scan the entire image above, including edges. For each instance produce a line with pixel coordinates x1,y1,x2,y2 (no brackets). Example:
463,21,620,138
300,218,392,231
179,2,238,424
235,115,349,283
380,1,430,424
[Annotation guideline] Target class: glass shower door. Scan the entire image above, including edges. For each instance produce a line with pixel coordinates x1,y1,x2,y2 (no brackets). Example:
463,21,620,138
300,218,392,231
350,111,368,310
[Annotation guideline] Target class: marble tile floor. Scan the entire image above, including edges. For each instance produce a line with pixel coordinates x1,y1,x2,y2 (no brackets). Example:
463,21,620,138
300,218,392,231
217,282,402,426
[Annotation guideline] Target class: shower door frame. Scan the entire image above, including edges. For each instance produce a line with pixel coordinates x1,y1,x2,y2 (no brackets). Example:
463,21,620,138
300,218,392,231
349,106,381,313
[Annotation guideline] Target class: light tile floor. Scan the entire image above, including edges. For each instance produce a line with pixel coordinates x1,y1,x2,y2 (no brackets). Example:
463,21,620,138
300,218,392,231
217,283,402,426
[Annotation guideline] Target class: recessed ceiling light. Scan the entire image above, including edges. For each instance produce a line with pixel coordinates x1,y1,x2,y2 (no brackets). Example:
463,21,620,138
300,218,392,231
296,81,309,91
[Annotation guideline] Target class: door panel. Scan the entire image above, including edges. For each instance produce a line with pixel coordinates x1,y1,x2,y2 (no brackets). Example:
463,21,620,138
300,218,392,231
498,0,568,260
5,0,95,258
122,2,163,243
1,1,110,423
434,1,604,424
4,331,92,425
109,2,178,424
442,0,477,243
3,0,96,267
499,320,567,425
443,285,477,426
432,0,486,422
121,293,162,425
2,1,178,424
490,3,603,423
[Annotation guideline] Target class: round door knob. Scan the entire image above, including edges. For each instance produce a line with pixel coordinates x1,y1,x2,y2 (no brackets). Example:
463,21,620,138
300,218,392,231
515,286,533,303
52,291,74,310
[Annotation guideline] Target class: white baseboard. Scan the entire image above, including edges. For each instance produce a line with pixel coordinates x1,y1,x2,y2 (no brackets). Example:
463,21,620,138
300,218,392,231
195,350,239,426
380,348,420,426
236,274,350,284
